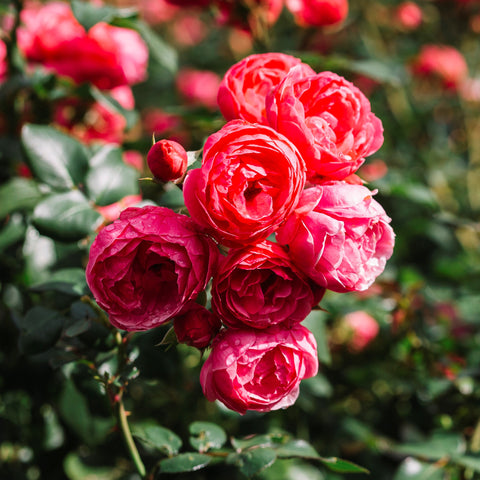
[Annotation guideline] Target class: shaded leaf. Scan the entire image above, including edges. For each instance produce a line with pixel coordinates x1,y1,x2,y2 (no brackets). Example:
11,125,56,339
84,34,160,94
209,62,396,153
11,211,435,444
275,439,321,460
132,423,182,456
16,306,65,355
158,453,211,474
71,0,117,30
32,190,102,242
0,177,43,219
319,457,370,474
31,268,88,296
231,433,287,451
189,421,227,452
392,433,465,461
85,145,139,206
0,213,26,252
228,448,277,477
21,124,89,191
453,454,480,472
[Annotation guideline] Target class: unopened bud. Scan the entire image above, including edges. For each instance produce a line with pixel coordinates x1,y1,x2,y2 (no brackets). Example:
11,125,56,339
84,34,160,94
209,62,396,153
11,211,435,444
147,139,188,183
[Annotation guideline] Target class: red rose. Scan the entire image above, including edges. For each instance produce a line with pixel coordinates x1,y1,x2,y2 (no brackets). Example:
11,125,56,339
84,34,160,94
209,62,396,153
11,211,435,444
285,0,348,27
183,120,306,247
211,241,324,329
267,67,384,181
147,139,188,183
217,52,315,124
276,182,395,292
176,68,222,111
86,206,219,331
200,324,318,414
173,303,222,349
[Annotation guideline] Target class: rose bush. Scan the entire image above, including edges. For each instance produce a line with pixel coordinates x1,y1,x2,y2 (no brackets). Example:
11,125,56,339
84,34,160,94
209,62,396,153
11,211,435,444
267,67,384,181
183,119,306,246
217,52,314,124
276,182,395,292
200,324,318,414
211,240,324,329
86,206,219,331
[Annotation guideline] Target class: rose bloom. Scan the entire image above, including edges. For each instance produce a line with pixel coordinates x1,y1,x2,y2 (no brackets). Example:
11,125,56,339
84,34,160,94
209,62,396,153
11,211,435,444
86,206,219,331
176,68,221,111
285,0,348,27
173,303,222,349
412,44,468,91
395,2,422,30
18,2,148,89
183,120,306,247
267,67,384,182
0,39,7,82
276,182,395,293
200,324,318,414
54,86,135,145
217,52,315,124
343,311,379,351
211,240,324,329
147,139,188,183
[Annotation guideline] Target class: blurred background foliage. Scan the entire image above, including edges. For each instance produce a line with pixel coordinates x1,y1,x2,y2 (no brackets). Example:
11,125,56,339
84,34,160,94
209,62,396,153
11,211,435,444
1,0,480,479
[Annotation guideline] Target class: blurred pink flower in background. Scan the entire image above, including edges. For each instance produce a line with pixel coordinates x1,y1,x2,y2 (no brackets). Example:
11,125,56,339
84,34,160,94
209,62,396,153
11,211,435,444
0,40,8,82
343,311,380,352
359,159,388,182
170,14,207,47
285,0,349,27
95,194,143,225
139,0,179,25
176,68,221,110
412,44,468,91
395,2,422,30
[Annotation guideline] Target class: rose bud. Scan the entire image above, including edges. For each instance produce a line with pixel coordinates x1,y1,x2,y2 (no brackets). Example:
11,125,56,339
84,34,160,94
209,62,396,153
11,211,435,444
173,303,222,350
147,139,188,183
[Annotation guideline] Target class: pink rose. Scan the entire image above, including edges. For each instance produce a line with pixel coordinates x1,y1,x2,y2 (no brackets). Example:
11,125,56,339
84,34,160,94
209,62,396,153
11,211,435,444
18,2,148,89
173,303,222,349
176,68,221,111
86,206,219,331
276,182,395,292
183,120,306,247
395,2,422,30
267,68,384,181
285,0,349,27
412,44,468,91
217,52,315,124
0,39,7,82
200,324,318,414
211,240,324,329
343,311,379,351
147,139,188,183
95,194,143,225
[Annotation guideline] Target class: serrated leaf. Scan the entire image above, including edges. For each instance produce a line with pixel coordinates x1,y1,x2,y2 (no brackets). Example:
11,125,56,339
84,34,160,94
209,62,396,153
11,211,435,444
275,439,321,459
71,0,117,30
189,422,227,452
158,453,211,474
319,457,370,474
32,190,102,242
132,423,182,456
31,268,88,296
21,124,89,191
85,145,139,206
228,448,277,477
0,177,43,219
16,306,65,355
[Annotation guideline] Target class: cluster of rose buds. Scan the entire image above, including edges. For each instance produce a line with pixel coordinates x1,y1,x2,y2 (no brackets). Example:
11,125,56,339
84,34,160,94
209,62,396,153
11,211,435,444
86,53,394,414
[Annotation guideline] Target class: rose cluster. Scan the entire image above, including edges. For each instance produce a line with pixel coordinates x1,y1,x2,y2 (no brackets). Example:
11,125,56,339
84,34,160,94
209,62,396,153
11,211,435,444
86,52,394,415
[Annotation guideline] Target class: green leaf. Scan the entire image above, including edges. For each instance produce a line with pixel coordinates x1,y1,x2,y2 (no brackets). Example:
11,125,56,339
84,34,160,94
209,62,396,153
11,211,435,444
32,190,102,242
71,0,117,30
132,423,182,456
85,145,139,206
453,454,480,472
393,458,444,480
231,433,287,451
189,421,227,452
349,59,405,86
158,453,212,474
90,86,139,130
392,433,465,461
16,306,65,355
275,440,321,460
21,124,89,191
303,310,331,365
228,448,277,477
64,452,118,480
0,213,26,252
59,379,114,446
319,457,370,474
0,177,43,219
31,268,88,296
